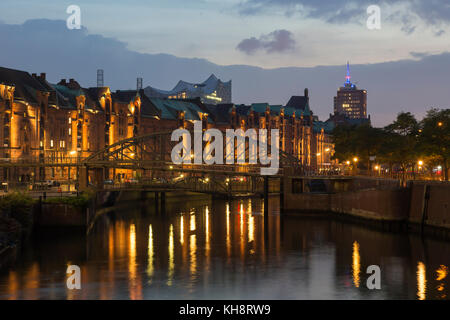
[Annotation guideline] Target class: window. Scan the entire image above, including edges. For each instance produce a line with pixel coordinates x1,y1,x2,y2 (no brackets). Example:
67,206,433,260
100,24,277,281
50,140,54,148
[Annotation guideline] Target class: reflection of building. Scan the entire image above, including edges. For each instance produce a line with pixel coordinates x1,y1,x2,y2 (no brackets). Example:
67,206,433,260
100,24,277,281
334,62,367,119
0,65,334,183
145,74,231,105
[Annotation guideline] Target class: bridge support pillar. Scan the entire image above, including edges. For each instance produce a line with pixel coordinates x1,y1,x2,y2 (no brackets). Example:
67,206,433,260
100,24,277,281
264,176,269,242
154,192,159,213
78,166,89,192
161,192,166,214
94,168,104,190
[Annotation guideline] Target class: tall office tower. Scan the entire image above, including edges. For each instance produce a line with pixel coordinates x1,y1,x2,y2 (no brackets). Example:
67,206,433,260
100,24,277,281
333,62,367,119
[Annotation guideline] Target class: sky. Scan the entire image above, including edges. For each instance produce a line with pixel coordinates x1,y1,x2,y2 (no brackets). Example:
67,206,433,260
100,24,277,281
0,0,450,126
1,0,450,68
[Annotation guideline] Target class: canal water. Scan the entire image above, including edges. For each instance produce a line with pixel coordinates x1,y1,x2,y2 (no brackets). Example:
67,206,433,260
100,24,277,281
0,196,449,300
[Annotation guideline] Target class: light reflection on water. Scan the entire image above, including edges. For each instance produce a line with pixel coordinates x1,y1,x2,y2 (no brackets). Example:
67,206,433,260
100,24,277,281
0,196,449,300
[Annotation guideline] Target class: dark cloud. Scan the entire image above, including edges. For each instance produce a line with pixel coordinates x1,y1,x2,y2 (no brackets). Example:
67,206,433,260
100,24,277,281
237,29,296,55
1,19,450,128
410,51,431,59
237,0,450,34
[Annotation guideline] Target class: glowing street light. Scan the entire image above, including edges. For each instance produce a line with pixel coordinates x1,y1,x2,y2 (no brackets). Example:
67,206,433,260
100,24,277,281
374,165,379,170
438,122,443,127
353,157,358,163
346,161,350,165
418,160,424,166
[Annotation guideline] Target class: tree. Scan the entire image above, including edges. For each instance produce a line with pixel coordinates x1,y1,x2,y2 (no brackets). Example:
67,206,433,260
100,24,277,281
419,108,450,181
332,124,358,162
332,124,383,172
381,112,420,181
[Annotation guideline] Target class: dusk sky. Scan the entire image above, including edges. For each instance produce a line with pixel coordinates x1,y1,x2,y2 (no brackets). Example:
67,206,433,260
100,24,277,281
1,0,450,126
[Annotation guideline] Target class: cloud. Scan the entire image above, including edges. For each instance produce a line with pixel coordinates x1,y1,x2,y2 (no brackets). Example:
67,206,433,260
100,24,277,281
237,0,450,34
434,29,445,36
1,19,450,128
237,29,296,55
410,51,431,59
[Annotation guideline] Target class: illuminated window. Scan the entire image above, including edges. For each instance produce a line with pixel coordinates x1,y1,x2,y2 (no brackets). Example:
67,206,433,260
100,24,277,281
50,140,54,147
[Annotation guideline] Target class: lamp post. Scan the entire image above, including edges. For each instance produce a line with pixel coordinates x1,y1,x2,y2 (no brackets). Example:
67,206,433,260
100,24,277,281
417,160,424,180
353,157,358,175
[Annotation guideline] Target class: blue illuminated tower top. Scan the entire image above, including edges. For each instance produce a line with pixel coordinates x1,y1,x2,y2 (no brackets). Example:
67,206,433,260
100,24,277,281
345,62,351,84
344,61,355,88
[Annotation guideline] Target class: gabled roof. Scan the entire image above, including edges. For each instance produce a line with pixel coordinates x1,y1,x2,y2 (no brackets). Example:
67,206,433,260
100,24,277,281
203,103,234,124
314,120,335,134
148,97,212,122
0,66,49,103
286,95,311,115
52,84,83,110
84,87,109,112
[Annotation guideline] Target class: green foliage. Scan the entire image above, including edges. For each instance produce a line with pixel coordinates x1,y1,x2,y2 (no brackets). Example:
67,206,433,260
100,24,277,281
331,109,450,180
0,192,35,230
332,124,383,168
43,191,94,209
419,108,450,180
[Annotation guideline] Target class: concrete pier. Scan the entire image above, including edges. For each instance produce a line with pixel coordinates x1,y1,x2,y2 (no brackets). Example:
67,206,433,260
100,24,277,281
283,176,450,233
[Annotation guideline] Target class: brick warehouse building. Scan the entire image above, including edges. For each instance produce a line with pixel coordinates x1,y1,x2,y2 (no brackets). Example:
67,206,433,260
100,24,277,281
0,66,334,184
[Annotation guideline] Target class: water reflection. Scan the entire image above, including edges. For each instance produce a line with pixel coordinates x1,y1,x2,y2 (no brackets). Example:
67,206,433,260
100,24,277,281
180,215,184,245
226,203,231,259
0,196,450,300
147,225,154,281
168,224,174,286
436,265,448,299
417,262,427,300
352,241,361,288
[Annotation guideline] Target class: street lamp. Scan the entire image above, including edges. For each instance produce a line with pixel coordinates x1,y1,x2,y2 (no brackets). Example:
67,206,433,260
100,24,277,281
353,157,358,163
418,160,424,166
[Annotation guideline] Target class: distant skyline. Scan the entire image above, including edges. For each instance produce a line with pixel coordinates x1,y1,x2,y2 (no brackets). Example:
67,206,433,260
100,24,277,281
1,0,449,68
1,1,450,127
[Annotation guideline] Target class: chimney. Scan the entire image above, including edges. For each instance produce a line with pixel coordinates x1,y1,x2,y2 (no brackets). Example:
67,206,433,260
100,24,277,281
40,73,46,81
304,88,309,98
97,69,104,87
59,79,67,85
32,73,37,78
